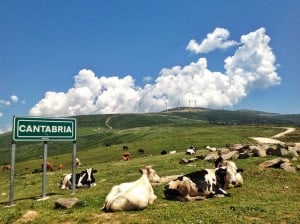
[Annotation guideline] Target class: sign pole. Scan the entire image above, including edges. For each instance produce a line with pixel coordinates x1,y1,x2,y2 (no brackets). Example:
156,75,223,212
72,141,77,194
41,141,48,199
9,140,16,206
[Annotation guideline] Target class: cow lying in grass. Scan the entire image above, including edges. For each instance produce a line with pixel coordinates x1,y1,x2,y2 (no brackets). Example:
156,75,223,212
102,166,160,212
60,168,97,190
164,158,244,201
164,167,231,201
214,156,244,189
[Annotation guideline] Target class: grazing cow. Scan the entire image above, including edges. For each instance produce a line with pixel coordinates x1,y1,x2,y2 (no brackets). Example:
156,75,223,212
58,164,64,171
138,149,145,154
164,167,232,201
161,150,167,155
169,150,176,154
60,168,97,190
2,164,11,171
102,166,160,212
42,162,54,171
214,156,244,189
122,152,131,161
123,145,129,150
186,146,196,155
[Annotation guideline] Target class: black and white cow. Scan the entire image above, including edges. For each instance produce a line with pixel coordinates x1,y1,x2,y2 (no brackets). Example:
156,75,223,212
214,156,244,189
60,168,97,190
164,167,231,201
186,146,196,155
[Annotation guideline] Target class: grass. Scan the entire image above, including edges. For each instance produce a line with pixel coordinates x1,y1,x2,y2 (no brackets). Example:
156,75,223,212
0,123,300,223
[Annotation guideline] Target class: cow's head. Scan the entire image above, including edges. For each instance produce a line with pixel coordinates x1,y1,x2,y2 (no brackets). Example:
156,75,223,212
164,176,192,201
140,166,160,183
215,157,244,189
216,166,243,189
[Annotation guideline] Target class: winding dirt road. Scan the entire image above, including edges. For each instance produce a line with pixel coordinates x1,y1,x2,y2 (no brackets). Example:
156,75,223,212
251,127,296,144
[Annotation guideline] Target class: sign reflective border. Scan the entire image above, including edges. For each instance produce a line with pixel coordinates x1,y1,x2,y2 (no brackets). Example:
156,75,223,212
13,116,76,141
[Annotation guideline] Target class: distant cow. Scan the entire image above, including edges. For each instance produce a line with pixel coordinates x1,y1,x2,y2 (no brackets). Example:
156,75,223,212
102,166,160,212
122,153,131,161
76,158,81,167
161,150,167,155
186,146,196,155
123,145,129,150
164,167,232,201
42,162,54,171
60,168,97,190
58,164,64,171
214,156,244,189
138,149,145,154
2,164,11,171
205,145,217,152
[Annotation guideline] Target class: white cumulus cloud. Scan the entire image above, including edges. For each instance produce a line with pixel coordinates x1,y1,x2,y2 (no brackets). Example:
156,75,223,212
10,95,19,103
29,27,281,117
186,27,238,54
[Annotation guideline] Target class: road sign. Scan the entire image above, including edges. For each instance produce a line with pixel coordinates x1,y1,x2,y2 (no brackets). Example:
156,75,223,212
13,116,76,141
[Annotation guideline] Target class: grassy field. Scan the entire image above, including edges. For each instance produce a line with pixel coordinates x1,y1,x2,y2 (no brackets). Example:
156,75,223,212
0,120,300,223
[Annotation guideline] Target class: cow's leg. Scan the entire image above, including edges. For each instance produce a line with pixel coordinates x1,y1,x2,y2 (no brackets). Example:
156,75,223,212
215,188,230,197
185,195,207,201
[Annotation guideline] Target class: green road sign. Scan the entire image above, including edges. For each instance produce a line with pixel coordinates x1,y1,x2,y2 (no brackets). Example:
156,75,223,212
13,117,76,141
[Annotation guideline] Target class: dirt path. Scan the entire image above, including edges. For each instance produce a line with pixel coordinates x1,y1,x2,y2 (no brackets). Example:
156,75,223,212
250,127,296,144
272,127,296,138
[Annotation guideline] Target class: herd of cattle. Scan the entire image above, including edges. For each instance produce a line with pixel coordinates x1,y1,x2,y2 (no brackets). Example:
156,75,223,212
54,154,244,212
2,147,244,212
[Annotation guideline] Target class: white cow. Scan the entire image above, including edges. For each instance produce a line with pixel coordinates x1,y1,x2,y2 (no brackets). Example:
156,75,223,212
102,166,160,212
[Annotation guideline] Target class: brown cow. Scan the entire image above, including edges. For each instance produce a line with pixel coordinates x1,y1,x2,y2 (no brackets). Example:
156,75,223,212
41,162,54,171
122,153,131,161
2,164,11,171
58,164,64,171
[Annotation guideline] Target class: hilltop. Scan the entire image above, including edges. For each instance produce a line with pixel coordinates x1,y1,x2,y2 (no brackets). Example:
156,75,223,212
0,108,299,165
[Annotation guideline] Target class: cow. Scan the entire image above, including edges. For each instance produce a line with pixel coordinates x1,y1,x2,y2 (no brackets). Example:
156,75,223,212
41,162,54,171
123,145,129,150
186,146,196,155
138,149,145,154
2,164,11,171
122,152,131,161
76,158,81,167
58,164,64,171
214,156,244,189
60,168,97,190
164,167,232,202
161,150,167,155
102,166,160,212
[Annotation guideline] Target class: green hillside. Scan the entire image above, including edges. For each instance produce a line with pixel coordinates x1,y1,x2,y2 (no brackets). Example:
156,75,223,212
1,109,300,165
1,110,300,223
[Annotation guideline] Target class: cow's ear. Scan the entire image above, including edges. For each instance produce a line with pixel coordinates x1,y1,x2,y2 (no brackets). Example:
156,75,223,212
214,156,223,168
178,176,184,181
92,169,97,173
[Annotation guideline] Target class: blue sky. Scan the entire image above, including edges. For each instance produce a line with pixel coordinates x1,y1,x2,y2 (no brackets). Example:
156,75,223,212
1,0,299,133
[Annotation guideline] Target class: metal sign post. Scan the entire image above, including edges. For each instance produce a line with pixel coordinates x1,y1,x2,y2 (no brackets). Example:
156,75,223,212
9,141,16,206
72,141,77,194
9,116,77,205
42,141,48,199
